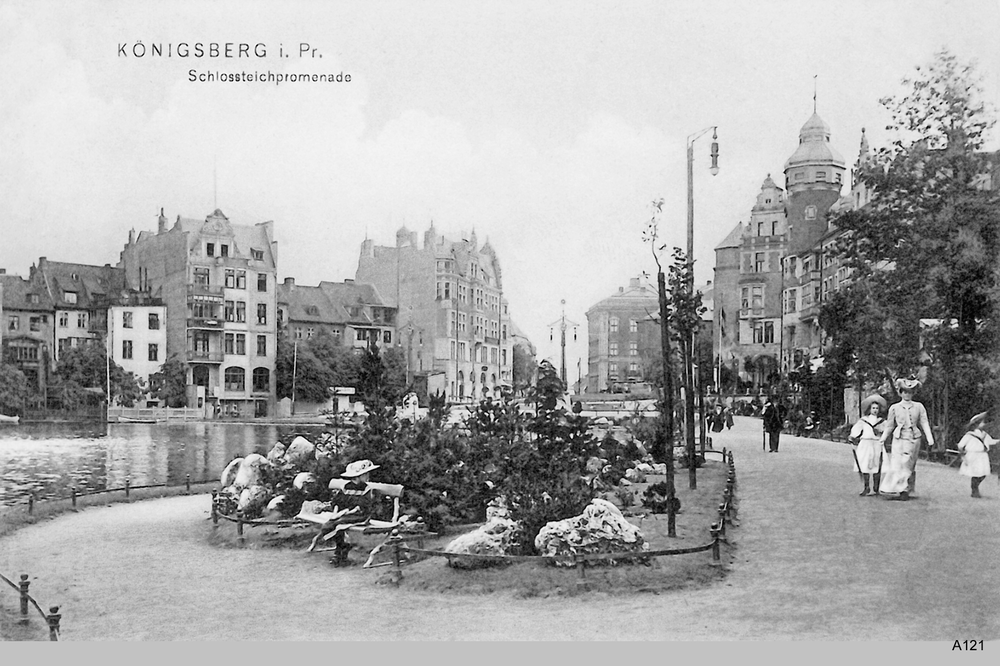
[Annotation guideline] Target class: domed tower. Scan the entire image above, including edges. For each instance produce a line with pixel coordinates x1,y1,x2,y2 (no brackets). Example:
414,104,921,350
783,112,846,195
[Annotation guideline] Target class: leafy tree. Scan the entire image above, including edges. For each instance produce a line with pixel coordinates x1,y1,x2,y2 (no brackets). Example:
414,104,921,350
149,357,188,407
55,342,144,406
0,363,29,414
274,333,335,402
826,49,1000,443
511,340,537,395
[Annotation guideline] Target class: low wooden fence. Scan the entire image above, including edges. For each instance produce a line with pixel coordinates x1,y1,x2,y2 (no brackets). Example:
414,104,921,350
0,571,61,640
211,450,740,590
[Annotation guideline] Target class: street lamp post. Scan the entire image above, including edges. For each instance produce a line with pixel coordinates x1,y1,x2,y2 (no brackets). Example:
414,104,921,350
685,126,719,490
548,299,578,391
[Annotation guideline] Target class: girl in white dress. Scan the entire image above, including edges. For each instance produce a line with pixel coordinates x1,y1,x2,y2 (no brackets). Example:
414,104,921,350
849,394,887,496
958,411,995,498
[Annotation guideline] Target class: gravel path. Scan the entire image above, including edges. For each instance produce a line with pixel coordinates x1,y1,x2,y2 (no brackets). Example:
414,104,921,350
2,416,998,640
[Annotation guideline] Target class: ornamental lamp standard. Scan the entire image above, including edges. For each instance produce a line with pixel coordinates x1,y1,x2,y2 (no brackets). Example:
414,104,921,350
685,126,719,490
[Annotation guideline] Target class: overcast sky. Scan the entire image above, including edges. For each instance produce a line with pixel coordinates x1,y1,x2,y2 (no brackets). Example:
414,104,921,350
1,0,998,376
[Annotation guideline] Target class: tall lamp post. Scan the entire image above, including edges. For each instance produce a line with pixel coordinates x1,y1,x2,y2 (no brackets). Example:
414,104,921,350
685,126,719,489
548,299,578,391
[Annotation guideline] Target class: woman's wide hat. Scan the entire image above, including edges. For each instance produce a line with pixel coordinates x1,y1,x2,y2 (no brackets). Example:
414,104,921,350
895,377,921,392
342,459,380,478
861,394,887,414
967,411,989,431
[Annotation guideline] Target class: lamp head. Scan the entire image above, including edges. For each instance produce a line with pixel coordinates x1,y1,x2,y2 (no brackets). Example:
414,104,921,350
710,127,720,176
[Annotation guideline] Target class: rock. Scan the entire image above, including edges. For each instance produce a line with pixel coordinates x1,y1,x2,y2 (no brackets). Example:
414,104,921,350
624,468,645,483
534,498,648,566
635,462,654,474
444,518,522,569
220,458,243,488
284,436,315,467
585,456,603,474
293,472,319,496
266,442,287,464
237,485,271,515
234,453,271,488
650,462,667,474
485,496,509,520
265,495,285,515
300,499,332,515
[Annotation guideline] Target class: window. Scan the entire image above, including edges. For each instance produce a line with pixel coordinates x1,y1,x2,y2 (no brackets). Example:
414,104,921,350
148,313,160,330
64,291,77,304
629,342,638,356
306,327,314,339
629,362,639,375
764,322,774,344
193,331,210,353
251,248,264,261
795,172,804,180
148,343,159,362
7,316,17,331
805,206,817,220
256,335,267,356
608,365,619,380
29,317,41,332
757,222,764,237
295,327,303,340
629,319,637,333
236,334,246,355
383,330,392,344
458,342,467,360
610,342,619,356
834,172,843,183
236,301,246,322
785,288,797,314
206,243,215,257
236,271,246,289
225,269,235,288
220,244,229,257
816,171,826,180
458,284,468,303
458,313,467,333
122,311,133,328
225,333,235,354
224,367,245,391
59,312,68,328
122,340,133,359
225,301,235,322
257,273,267,291
257,304,267,325
28,293,39,304
755,252,766,273
610,317,619,333
77,313,87,328
772,221,779,236
741,286,764,311
194,267,210,285
252,367,269,392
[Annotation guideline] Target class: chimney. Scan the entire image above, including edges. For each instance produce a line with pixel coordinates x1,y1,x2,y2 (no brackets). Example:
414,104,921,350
283,277,295,287
618,287,624,293
344,278,354,284
158,208,167,234
0,268,5,274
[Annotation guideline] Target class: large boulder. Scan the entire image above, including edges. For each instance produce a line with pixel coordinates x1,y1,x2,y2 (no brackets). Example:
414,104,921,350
293,472,319,496
266,442,287,464
237,484,271,514
283,436,315,467
234,453,271,488
265,494,286,516
220,458,243,487
534,498,648,566
443,518,522,569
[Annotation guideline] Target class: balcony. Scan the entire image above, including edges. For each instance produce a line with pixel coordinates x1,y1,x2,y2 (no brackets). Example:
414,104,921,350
799,303,821,322
186,349,223,363
187,283,224,299
187,317,223,330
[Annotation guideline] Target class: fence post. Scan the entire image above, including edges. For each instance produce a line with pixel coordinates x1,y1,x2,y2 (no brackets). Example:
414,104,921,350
717,504,727,540
125,477,130,499
71,487,77,508
575,553,588,592
211,491,219,528
46,606,61,641
389,529,403,586
236,510,245,546
19,574,29,616
28,493,34,515
186,474,191,494
710,523,721,565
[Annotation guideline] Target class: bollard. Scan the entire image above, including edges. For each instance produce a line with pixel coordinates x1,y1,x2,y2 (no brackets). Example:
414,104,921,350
389,529,403,586
710,523,721,564
125,477,130,499
186,474,191,494
19,574,29,616
722,447,727,460
71,487,77,508
211,491,219,527
236,510,245,546
717,504,727,539
47,606,61,641
575,554,589,592
28,494,34,515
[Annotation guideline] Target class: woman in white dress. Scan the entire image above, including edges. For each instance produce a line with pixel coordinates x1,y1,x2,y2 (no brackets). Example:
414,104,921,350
849,394,887,496
958,411,995,498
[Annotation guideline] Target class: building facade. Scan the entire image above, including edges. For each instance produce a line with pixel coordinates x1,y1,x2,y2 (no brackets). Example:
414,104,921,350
276,278,396,350
355,224,512,403
586,277,660,393
0,270,54,393
119,208,278,417
109,296,168,400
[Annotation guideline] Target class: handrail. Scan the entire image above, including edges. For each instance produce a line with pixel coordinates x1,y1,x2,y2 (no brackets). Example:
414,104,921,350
0,571,60,640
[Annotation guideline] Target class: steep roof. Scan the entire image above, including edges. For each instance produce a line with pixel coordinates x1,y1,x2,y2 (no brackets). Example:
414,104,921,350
784,111,846,170
586,278,658,315
34,260,127,309
277,280,393,326
714,222,745,250
0,273,55,312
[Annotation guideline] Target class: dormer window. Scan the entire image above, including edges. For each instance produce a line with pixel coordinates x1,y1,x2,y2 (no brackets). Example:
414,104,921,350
27,293,39,304
251,248,264,261
305,306,319,316
206,243,215,256
64,291,78,304
70,273,79,281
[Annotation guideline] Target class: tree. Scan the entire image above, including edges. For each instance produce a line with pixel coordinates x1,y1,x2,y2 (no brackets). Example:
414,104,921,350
511,340,537,395
0,363,29,415
149,357,188,407
55,342,144,407
274,334,335,403
826,49,1000,443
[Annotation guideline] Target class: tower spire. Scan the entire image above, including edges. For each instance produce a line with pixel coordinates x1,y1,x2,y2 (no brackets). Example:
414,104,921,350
813,75,818,113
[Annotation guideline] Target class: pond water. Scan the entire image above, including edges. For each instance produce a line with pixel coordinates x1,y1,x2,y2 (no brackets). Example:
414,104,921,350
0,422,328,508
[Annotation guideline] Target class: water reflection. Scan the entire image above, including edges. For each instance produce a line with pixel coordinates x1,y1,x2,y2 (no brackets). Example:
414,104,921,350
0,422,327,507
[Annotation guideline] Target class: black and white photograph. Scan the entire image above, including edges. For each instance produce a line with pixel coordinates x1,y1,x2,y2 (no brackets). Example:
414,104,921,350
1,0,998,644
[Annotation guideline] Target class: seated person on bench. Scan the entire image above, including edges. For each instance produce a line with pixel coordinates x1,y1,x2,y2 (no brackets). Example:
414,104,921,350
301,459,402,565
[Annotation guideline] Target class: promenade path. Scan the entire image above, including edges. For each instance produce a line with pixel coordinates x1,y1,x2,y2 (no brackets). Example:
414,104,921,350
1,416,997,640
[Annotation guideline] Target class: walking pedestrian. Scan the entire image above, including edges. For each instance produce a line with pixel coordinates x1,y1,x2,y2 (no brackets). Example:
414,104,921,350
849,394,887,496
957,411,995,498
763,395,785,453
708,404,727,433
879,378,935,501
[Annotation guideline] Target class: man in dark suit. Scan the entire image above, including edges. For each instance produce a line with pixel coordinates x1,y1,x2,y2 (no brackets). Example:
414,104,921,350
763,396,786,453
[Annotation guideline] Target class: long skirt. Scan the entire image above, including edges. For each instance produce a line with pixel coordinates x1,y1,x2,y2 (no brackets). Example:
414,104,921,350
959,451,991,478
853,437,885,474
880,438,919,493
